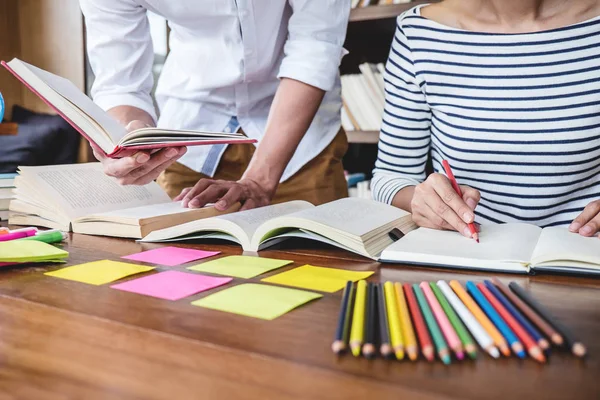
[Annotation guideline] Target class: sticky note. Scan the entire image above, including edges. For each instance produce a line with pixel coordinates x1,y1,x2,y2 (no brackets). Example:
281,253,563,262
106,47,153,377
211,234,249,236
111,271,232,300
45,260,154,285
0,240,68,263
187,255,293,279
122,246,220,266
191,283,322,320
261,264,374,293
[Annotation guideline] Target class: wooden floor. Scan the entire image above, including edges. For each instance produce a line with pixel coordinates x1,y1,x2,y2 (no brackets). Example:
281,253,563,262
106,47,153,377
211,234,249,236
0,230,597,399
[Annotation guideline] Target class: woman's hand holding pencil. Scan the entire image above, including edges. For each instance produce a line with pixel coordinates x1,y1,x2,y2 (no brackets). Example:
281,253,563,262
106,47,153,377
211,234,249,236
409,161,480,241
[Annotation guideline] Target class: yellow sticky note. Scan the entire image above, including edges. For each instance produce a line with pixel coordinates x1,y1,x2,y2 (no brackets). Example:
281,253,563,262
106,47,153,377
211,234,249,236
261,264,374,293
45,260,155,285
0,241,68,263
187,255,293,279
191,283,322,320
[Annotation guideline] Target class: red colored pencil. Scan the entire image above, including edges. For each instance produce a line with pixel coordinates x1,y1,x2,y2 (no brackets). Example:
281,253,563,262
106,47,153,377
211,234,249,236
442,160,479,243
403,283,434,361
477,283,545,363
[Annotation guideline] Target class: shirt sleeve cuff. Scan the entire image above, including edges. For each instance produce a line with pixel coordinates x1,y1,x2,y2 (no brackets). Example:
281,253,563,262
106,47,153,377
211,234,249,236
277,40,348,92
371,175,419,205
93,92,158,123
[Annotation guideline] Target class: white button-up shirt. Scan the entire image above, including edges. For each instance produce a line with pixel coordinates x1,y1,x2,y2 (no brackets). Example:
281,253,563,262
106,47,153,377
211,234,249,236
80,0,350,180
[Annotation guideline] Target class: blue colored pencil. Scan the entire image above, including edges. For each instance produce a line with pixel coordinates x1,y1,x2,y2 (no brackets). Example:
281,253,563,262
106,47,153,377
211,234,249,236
484,280,549,350
466,281,525,358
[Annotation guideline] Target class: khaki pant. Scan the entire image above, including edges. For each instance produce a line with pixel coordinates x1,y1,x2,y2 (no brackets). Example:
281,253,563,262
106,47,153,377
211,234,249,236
157,129,349,205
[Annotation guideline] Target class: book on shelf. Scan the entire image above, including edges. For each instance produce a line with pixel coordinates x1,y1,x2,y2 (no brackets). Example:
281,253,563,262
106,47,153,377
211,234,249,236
380,223,600,276
341,63,385,132
1,58,256,158
142,197,417,260
8,163,238,239
0,173,17,220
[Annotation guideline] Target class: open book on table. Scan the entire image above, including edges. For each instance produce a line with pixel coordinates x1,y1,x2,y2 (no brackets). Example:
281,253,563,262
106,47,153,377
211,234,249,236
141,198,417,260
380,223,600,276
1,58,256,157
9,163,237,239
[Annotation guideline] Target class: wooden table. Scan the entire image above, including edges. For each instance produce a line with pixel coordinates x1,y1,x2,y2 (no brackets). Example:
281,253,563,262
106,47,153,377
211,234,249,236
0,231,598,399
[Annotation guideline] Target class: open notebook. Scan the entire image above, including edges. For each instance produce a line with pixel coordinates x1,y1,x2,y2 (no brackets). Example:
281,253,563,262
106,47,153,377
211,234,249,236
1,58,256,157
142,198,417,260
9,163,237,238
380,223,600,275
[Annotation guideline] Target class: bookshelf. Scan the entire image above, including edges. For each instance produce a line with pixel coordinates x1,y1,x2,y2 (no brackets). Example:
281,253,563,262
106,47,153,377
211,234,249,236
341,0,439,177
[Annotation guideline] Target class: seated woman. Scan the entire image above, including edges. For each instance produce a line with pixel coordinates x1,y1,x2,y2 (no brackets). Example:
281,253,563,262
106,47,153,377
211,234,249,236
371,0,600,239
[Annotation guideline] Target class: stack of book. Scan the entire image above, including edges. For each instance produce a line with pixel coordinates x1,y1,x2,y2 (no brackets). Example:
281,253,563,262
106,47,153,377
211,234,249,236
341,63,385,132
351,0,412,9
0,173,17,221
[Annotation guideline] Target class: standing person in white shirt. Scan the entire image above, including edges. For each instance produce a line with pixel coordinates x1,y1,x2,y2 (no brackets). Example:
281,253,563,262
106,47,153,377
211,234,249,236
80,0,350,211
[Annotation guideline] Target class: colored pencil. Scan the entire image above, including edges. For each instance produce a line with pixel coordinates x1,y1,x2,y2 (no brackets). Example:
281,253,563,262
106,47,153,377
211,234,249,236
377,283,393,359
450,280,510,357
384,282,405,360
442,159,478,243
403,283,434,361
420,282,464,360
349,280,367,357
430,282,477,359
466,281,525,358
492,278,562,346
362,282,378,359
509,282,586,358
413,284,451,365
332,281,355,354
438,281,499,359
478,283,545,363
395,282,418,361
485,280,549,350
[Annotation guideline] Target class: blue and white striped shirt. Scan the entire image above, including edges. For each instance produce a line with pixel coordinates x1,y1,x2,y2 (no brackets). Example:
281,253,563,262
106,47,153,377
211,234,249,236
372,5,600,227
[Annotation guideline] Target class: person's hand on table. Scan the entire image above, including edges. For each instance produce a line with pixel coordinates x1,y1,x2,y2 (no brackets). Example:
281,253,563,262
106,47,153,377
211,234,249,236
569,200,600,238
410,173,480,238
174,178,274,212
92,120,187,185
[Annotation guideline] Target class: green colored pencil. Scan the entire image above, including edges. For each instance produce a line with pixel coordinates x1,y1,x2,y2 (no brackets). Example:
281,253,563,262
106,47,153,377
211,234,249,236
430,282,477,359
412,284,450,365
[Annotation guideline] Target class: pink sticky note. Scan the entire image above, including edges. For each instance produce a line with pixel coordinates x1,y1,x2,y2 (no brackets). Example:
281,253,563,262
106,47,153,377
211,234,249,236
122,247,220,266
111,270,232,301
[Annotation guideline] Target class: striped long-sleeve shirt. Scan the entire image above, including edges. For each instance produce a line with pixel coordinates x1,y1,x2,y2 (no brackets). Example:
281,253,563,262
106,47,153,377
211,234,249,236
372,5,600,227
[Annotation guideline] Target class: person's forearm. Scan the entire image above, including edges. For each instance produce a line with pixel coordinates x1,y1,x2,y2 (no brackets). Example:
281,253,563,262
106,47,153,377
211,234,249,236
107,105,155,128
241,78,326,193
391,186,416,212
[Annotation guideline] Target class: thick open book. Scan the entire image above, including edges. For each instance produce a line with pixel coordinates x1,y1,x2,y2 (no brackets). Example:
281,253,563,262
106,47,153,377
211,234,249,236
380,223,600,275
1,58,256,157
9,163,236,238
142,198,417,259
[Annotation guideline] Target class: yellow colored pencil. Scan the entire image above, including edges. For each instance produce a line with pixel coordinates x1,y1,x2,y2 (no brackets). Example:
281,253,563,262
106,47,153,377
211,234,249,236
394,282,418,361
350,280,368,356
449,280,511,357
384,282,404,360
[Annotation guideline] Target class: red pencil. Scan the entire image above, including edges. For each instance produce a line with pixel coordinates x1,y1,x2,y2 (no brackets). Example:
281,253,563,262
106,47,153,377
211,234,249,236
477,283,545,363
403,283,434,361
442,160,479,243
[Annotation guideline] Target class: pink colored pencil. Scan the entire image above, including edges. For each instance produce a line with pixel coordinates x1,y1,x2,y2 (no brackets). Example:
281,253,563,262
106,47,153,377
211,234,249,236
420,282,465,360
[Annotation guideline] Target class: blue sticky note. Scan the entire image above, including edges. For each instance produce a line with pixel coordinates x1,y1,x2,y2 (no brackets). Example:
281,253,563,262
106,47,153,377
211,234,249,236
0,92,4,122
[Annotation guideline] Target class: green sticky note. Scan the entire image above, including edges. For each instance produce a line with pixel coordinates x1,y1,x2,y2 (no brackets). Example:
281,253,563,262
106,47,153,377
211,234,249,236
191,283,322,320
0,240,68,263
187,255,293,279
45,260,155,285
261,264,374,293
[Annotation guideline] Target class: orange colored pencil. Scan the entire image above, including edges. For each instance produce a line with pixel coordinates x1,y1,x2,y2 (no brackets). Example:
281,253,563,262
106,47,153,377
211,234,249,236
449,280,510,357
403,283,434,361
478,283,546,363
395,282,418,361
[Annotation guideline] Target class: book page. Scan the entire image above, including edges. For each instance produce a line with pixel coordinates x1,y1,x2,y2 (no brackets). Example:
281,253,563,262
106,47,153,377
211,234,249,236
18,163,170,220
19,60,127,144
382,223,542,263
281,198,409,238
532,227,600,266
79,201,197,222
